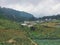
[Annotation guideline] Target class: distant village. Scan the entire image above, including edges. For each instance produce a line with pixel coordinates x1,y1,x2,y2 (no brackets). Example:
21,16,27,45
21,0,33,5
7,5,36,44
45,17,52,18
21,18,57,27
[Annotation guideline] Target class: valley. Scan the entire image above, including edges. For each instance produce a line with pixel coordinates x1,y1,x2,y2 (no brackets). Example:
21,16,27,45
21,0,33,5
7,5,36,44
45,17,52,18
0,7,60,45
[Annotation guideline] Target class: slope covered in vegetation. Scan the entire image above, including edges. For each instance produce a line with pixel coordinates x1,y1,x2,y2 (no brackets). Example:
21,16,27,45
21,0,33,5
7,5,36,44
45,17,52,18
0,7,36,22
0,19,37,45
0,7,60,45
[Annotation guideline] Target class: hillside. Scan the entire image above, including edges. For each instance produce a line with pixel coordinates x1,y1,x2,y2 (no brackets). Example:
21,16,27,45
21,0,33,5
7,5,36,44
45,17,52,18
0,7,60,45
0,7,38,45
39,14,60,20
0,7,36,22
0,18,60,45
0,18,38,45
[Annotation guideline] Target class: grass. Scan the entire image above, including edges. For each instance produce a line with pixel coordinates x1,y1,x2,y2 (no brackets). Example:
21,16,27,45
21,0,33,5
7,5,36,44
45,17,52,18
0,18,60,45
0,29,35,45
29,20,60,39
0,19,37,45
34,39,60,45
0,19,21,30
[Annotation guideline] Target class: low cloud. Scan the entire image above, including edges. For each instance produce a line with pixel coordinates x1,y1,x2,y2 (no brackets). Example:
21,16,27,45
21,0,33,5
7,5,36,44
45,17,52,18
0,0,60,17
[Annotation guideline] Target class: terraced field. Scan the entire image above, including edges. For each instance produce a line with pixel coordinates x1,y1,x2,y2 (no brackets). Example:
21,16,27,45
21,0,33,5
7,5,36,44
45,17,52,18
0,18,60,45
34,39,60,45
28,20,60,45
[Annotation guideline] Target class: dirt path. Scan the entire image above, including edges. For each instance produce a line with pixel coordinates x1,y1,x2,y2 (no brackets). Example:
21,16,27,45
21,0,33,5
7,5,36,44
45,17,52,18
28,38,38,45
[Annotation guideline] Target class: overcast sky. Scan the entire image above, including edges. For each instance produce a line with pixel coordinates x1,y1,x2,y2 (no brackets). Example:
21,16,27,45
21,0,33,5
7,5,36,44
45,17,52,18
0,0,60,17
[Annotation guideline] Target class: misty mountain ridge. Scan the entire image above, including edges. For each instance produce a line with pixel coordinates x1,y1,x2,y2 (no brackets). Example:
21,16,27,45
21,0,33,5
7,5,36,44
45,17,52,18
0,7,60,22
39,14,60,20
0,7,36,22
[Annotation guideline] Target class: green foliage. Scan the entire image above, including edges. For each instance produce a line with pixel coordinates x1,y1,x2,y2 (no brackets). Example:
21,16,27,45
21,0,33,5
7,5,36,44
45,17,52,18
34,39,60,45
0,9,60,45
39,14,60,20
0,7,36,22
0,18,36,45
0,19,21,30
28,21,60,39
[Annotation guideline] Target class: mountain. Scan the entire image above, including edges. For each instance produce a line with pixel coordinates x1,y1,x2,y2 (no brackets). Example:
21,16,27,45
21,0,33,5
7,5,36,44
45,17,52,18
0,7,36,22
39,14,60,20
0,7,37,45
0,7,60,45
